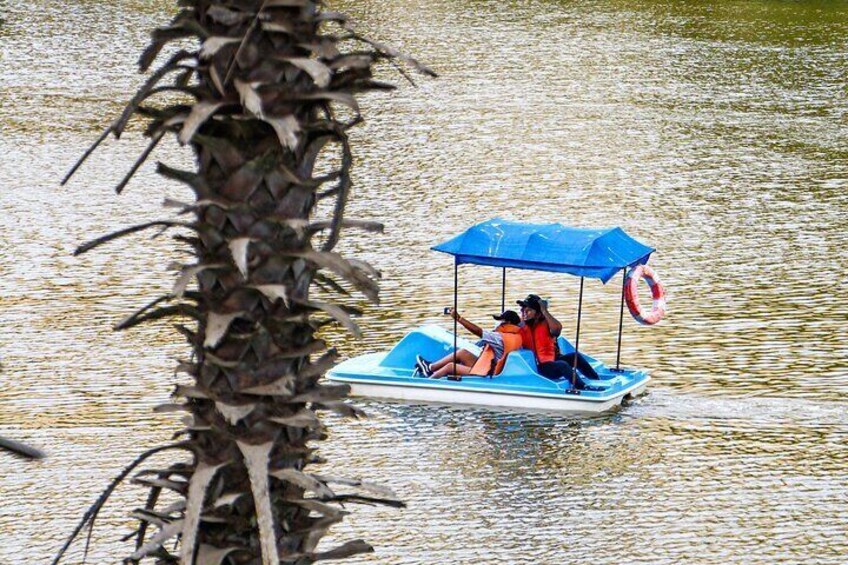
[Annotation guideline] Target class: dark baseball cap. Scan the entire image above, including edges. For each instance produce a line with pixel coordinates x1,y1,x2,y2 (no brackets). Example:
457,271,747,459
516,294,542,310
492,310,521,325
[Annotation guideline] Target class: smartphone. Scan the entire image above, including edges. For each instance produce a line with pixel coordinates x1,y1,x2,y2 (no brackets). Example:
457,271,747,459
443,307,451,315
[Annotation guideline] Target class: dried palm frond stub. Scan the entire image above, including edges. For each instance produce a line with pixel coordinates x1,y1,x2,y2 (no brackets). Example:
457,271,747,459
56,1,433,563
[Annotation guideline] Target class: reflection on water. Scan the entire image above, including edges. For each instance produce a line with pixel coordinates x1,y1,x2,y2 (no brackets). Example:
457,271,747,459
1,0,847,563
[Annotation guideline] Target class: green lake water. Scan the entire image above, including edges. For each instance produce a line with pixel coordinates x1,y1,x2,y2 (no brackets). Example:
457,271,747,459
0,1,846,563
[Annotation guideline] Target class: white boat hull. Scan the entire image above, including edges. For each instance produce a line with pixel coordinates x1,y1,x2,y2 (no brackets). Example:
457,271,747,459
326,326,651,415
331,376,650,415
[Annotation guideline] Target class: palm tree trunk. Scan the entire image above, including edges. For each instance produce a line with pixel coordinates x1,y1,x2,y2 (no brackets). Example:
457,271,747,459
55,2,433,563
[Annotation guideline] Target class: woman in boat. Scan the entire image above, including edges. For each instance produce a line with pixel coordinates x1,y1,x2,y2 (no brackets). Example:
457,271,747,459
415,309,522,379
517,294,600,387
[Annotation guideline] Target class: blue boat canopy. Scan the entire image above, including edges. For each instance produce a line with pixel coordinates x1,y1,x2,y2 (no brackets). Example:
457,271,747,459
431,218,654,283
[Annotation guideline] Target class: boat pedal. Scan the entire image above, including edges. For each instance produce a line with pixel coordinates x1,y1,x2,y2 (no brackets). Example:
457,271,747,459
447,375,462,382
565,388,581,395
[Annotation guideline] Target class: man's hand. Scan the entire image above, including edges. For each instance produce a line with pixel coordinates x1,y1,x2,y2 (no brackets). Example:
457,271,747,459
538,299,562,336
447,307,460,321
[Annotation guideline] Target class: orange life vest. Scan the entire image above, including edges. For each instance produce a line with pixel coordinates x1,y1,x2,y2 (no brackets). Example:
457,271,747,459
468,324,522,376
519,320,556,364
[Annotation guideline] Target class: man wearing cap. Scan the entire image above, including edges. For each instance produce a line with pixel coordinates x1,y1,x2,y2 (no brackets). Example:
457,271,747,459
517,294,599,387
415,309,522,379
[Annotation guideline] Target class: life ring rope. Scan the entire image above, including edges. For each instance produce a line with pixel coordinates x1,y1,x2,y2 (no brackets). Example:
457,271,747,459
624,264,666,325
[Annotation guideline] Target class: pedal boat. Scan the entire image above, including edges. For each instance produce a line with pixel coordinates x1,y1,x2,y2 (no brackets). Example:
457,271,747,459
328,218,659,415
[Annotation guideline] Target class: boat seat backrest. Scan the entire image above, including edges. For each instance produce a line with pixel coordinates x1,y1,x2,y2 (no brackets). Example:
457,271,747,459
497,349,538,377
379,325,477,369
556,335,604,369
557,336,576,355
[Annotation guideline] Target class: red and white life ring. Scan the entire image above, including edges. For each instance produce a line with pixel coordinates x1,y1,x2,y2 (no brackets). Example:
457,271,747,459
625,264,667,325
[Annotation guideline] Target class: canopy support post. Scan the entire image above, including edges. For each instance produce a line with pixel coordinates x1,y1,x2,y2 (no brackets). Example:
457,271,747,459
453,260,458,376
570,277,584,392
615,268,627,372
501,268,506,313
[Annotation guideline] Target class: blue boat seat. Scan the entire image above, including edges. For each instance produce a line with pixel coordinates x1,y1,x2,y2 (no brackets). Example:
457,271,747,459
373,325,612,389
378,325,479,370
557,336,607,378
497,349,538,377
493,351,609,391
558,336,575,355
